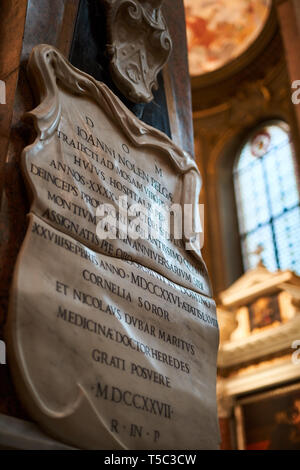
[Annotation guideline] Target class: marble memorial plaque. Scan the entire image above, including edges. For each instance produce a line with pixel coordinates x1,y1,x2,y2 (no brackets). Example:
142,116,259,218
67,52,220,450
7,45,220,449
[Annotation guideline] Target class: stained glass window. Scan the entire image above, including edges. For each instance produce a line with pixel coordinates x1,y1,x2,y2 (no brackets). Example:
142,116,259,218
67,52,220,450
233,122,300,274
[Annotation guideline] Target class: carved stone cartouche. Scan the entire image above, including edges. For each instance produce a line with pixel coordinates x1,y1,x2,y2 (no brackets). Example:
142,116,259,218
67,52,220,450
104,0,172,103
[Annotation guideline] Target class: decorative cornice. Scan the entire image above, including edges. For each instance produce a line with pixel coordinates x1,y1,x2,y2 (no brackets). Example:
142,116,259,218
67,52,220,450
218,315,300,368
192,58,289,127
219,268,300,309
218,356,300,398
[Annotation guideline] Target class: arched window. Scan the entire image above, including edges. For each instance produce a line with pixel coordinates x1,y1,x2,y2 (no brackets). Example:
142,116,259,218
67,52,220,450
233,121,300,274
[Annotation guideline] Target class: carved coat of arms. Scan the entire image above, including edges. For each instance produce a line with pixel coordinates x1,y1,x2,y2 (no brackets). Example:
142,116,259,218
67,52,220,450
104,0,172,103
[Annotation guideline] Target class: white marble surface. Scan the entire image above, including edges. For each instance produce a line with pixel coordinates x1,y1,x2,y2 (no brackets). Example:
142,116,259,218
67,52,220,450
7,45,220,450
9,215,219,449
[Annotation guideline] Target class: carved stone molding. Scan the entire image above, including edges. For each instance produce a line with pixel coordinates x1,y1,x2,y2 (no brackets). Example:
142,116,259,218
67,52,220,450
104,0,172,103
219,267,300,309
218,315,300,368
218,357,300,398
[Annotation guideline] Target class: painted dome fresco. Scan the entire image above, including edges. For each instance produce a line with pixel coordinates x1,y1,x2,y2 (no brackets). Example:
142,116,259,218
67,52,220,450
184,0,272,76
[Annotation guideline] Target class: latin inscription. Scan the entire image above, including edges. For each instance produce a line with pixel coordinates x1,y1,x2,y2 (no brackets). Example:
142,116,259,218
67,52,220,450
19,215,218,446
27,101,210,296
11,48,220,449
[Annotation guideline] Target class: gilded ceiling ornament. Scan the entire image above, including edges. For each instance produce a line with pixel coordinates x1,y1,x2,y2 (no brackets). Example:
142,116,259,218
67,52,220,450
104,0,172,103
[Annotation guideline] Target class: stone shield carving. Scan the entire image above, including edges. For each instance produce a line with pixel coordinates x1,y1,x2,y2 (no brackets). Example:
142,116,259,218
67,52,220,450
104,0,172,103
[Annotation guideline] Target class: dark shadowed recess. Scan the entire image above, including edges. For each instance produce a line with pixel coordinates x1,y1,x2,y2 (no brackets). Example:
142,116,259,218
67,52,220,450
69,0,171,138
